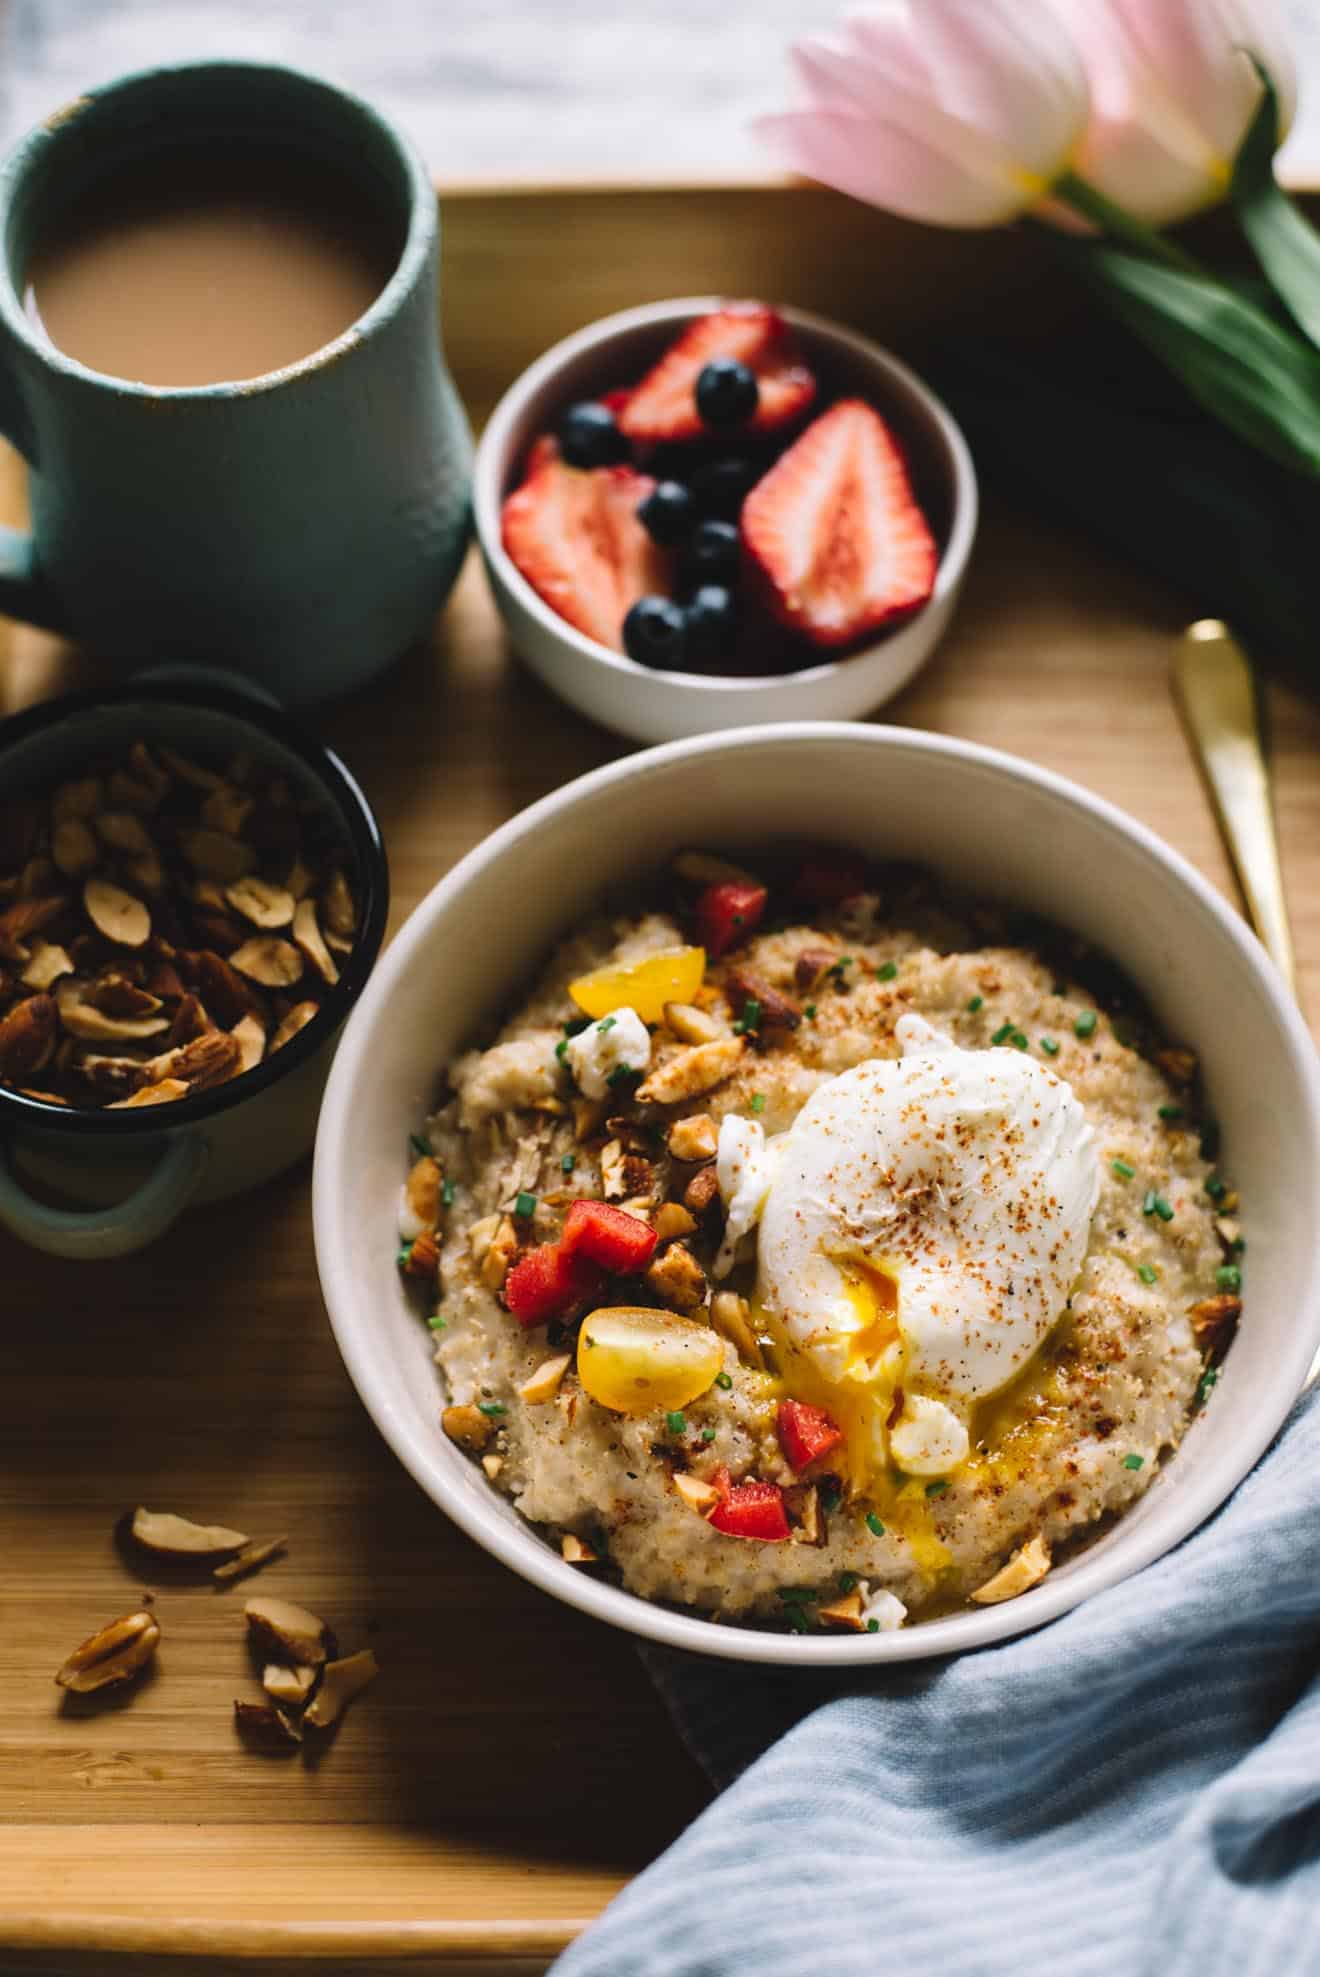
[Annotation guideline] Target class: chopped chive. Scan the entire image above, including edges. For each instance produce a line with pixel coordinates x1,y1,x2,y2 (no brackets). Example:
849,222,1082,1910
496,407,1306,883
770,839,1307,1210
554,1038,570,1062
1074,1010,1098,1039
1205,1175,1227,1202
865,1511,886,1537
1010,1030,1029,1050
876,960,898,982
742,998,762,1031
866,1619,880,1633
1137,1265,1158,1286
786,1608,812,1633
564,1016,590,1037
1039,1036,1060,1057
777,1586,816,1605
836,955,853,968
396,1241,414,1267
837,1571,858,1593
607,1064,638,1088
1198,1367,1219,1403
1122,1452,1144,1471
1216,1264,1242,1292
441,1179,456,1207
561,1153,576,1173
1141,1190,1174,1221
1158,1104,1184,1123
514,1191,537,1219
409,1133,432,1160
477,1401,505,1418
715,1371,733,1390
1111,1158,1135,1181
427,1313,447,1330
804,1003,817,1021
666,1410,687,1435
750,1093,766,1114
925,1478,949,1498
732,1020,744,1034
821,1485,841,1514
596,1015,617,1035
702,1426,717,1443
991,1022,1016,1046
966,995,984,1013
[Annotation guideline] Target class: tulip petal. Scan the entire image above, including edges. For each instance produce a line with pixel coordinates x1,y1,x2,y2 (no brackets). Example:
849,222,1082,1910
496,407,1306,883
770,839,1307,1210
910,0,1090,184
1073,110,1226,227
1106,0,1297,168
842,7,931,95
754,109,1030,227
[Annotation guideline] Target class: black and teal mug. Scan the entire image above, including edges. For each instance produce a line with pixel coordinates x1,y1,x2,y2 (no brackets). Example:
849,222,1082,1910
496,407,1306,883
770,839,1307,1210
0,62,472,701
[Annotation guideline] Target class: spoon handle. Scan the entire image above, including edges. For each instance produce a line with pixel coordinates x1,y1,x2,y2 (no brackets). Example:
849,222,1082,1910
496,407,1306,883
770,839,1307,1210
1172,619,1297,997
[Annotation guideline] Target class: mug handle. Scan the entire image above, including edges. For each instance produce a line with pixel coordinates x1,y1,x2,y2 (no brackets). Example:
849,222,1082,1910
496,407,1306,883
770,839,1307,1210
0,1131,209,1260
0,363,68,630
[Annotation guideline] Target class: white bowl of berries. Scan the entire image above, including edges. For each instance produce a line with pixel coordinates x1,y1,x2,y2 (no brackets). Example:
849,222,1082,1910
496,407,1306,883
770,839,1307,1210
473,297,978,744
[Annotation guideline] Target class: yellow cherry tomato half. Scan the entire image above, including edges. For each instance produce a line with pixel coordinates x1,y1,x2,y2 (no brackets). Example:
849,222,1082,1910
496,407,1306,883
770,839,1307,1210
569,946,706,1026
576,1306,725,1416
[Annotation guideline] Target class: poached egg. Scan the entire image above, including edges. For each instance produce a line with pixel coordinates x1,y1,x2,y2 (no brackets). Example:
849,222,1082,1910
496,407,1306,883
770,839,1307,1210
716,1013,1100,1485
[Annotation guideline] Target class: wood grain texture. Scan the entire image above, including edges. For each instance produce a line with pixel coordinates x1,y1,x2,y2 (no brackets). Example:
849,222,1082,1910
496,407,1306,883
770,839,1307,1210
0,180,1317,1970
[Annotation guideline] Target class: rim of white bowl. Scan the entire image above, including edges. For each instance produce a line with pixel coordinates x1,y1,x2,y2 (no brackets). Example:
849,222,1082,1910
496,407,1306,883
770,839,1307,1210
314,722,1320,1666
472,297,979,695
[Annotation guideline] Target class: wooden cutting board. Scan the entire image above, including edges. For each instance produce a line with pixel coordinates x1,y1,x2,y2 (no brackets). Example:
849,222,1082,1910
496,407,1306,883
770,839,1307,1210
0,181,1317,1973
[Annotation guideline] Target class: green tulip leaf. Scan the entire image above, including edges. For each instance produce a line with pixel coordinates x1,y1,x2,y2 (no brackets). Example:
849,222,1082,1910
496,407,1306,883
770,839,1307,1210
1054,237,1320,482
1231,63,1320,351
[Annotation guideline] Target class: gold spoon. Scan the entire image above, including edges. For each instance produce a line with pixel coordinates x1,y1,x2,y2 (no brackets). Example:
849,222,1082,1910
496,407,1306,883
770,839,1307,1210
1171,619,1297,996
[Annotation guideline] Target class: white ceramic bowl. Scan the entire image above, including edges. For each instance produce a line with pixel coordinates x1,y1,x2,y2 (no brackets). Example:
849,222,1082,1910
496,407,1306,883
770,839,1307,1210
313,723,1320,1667
473,299,977,743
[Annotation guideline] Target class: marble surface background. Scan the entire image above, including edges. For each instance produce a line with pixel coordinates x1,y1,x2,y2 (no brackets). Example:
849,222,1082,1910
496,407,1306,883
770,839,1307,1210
1,0,1318,179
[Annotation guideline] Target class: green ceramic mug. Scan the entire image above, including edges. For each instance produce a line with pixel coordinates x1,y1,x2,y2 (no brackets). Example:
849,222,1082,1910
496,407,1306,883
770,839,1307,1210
0,61,472,701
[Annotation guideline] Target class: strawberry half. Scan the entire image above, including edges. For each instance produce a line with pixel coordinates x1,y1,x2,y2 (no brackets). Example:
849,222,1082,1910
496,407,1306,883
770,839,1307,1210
619,306,816,445
740,399,937,649
501,455,669,651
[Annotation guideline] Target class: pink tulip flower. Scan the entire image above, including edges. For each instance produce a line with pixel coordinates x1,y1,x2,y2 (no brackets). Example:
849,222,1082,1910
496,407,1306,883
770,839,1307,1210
755,0,1090,228
1071,0,1298,226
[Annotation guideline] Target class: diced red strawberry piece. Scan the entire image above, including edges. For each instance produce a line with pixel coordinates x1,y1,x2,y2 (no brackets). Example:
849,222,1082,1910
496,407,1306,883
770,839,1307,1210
599,387,632,417
790,848,870,905
619,306,817,445
501,457,669,652
503,1242,603,1328
707,1467,791,1542
560,1199,658,1274
694,879,767,959
741,399,937,650
777,1399,845,1473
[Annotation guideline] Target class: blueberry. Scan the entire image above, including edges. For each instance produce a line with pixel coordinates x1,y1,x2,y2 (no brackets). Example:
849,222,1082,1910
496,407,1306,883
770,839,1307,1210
686,519,740,581
637,480,695,545
556,400,630,469
696,358,760,428
685,584,738,666
623,595,688,669
690,457,758,521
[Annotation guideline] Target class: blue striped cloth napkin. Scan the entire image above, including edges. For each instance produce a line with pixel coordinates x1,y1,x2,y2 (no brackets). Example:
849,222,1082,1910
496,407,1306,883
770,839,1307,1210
555,1387,1320,1976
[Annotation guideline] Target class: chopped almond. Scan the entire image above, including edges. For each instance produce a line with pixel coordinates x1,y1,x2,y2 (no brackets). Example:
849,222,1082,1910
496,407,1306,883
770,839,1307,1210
637,1036,745,1105
725,966,802,1029
561,1534,598,1565
292,897,339,987
817,1589,865,1630
243,1595,333,1667
478,1215,518,1292
1188,1292,1241,1355
303,1649,379,1730
270,1000,320,1051
668,1113,718,1162
684,1163,721,1216
442,1403,496,1453
405,1154,443,1230
709,1291,764,1370
405,1229,441,1281
672,1470,721,1516
645,1241,708,1314
663,1001,723,1045
130,1506,249,1556
969,1534,1052,1605
654,1201,698,1245
20,942,74,991
213,1536,289,1584
519,1353,572,1404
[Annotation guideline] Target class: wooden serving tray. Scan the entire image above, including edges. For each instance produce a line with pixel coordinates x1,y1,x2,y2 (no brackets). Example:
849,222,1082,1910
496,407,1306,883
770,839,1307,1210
1,181,1317,1974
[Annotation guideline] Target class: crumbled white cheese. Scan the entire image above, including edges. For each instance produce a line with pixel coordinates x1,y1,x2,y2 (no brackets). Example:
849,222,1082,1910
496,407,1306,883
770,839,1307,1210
859,1587,908,1632
565,1007,651,1099
888,1395,970,1477
397,1183,428,1242
713,1112,780,1278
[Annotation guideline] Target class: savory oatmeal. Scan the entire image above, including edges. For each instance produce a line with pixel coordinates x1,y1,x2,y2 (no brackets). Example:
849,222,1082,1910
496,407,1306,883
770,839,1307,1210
396,847,1242,1634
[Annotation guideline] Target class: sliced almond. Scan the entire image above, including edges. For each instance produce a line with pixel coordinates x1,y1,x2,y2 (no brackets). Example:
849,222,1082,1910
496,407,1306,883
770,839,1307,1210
599,1138,628,1201
125,848,165,896
663,1001,724,1046
156,1030,243,1091
479,1215,519,1292
654,1201,698,1244
52,776,102,823
817,1588,865,1631
284,855,315,902
292,897,339,987
83,975,162,1019
56,982,169,1043
321,868,357,939
481,1454,504,1480
94,810,154,856
195,950,261,1025
709,1291,764,1371
212,1536,289,1584
83,876,150,948
561,1534,598,1565
107,769,163,814
20,942,73,991
52,817,99,878
672,850,761,888
441,1402,495,1453
0,895,66,954
165,992,210,1049
303,1649,379,1731
131,1505,249,1557
233,1699,302,1749
200,784,255,837
226,876,295,930
229,937,303,989
667,1113,718,1163
403,1228,440,1280
109,1078,190,1109
230,1013,266,1076
0,992,57,1081
262,1661,317,1706
637,1036,745,1106
244,1595,333,1667
270,999,320,1051
178,828,254,882
672,1471,722,1516
55,1610,160,1693
519,1353,572,1404
970,1534,1052,1606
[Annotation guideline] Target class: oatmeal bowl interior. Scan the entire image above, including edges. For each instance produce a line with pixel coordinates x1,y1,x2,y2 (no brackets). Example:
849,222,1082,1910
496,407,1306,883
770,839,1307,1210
313,723,1320,1666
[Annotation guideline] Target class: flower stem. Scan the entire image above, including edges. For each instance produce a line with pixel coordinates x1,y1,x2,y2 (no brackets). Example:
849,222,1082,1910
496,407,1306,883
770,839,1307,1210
1053,172,1205,277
